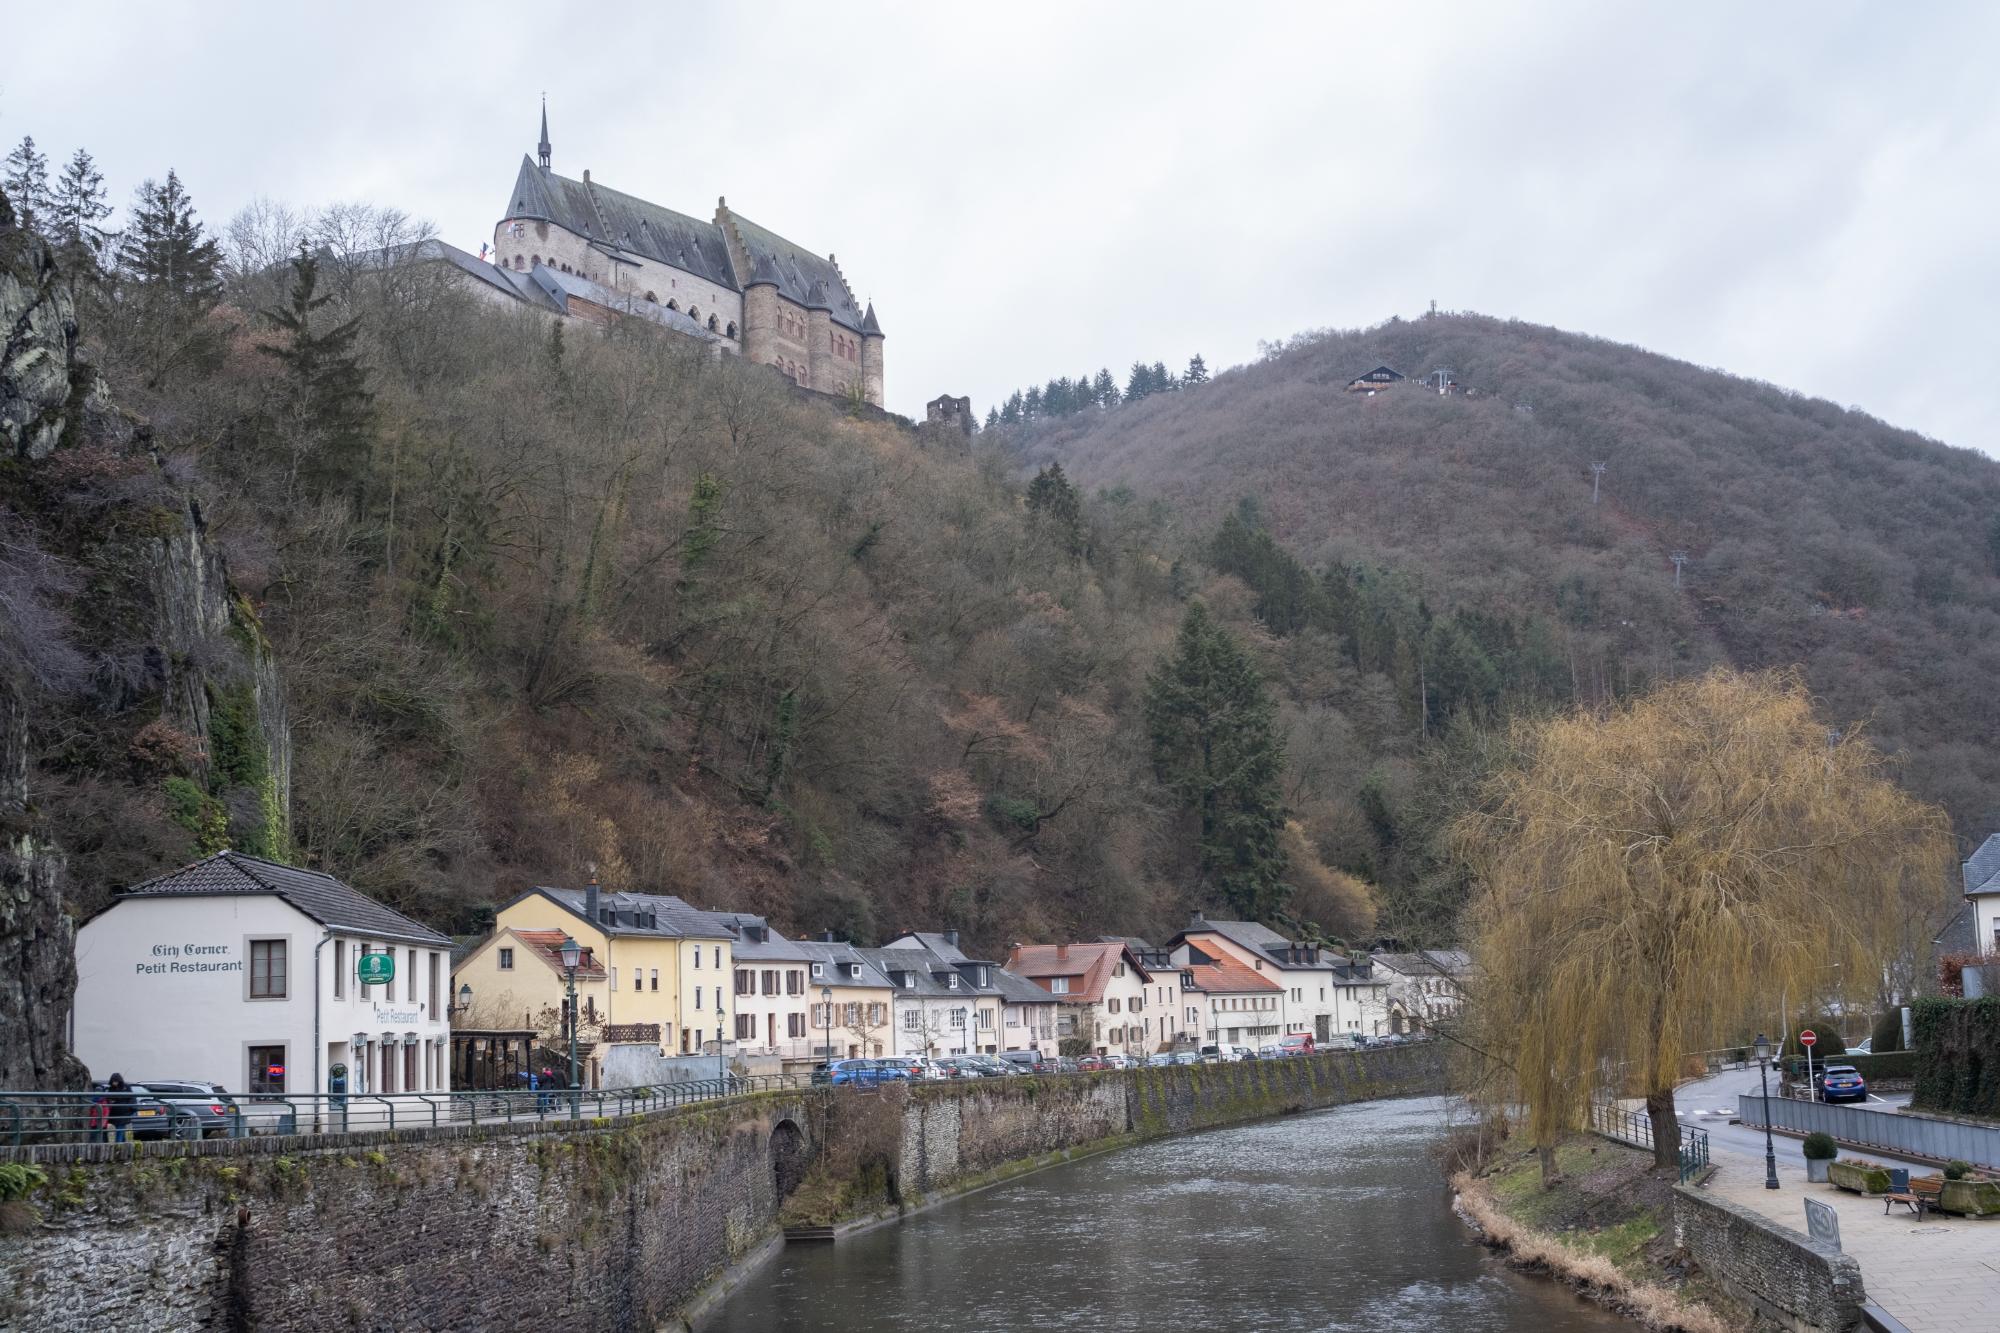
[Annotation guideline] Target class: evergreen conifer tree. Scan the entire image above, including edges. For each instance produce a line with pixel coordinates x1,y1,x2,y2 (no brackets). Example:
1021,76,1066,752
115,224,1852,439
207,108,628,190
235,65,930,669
984,406,1001,430
51,148,112,274
1185,353,1209,384
1125,360,1152,403
3,136,52,234
1145,602,1290,918
1023,385,1044,419
1001,391,1023,425
1025,462,1086,557
259,243,374,500
1094,368,1120,408
116,170,227,386
1152,360,1175,392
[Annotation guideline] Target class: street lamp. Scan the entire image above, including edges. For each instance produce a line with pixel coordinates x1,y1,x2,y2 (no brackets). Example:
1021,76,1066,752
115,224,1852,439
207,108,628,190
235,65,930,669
821,985,834,1069
1754,1032,1779,1190
559,934,582,1116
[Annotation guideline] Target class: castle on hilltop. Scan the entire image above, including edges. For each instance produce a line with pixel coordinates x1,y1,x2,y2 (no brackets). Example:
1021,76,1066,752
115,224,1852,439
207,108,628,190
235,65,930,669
490,105,884,406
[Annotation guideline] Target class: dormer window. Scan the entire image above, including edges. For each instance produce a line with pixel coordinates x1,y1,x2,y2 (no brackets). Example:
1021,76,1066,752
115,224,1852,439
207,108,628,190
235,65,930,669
811,963,825,978
947,975,959,989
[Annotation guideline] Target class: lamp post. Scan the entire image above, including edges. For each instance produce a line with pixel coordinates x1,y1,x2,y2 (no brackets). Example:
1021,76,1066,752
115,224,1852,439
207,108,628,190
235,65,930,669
447,982,473,1087
1754,1032,1780,1190
821,985,834,1070
559,934,581,1117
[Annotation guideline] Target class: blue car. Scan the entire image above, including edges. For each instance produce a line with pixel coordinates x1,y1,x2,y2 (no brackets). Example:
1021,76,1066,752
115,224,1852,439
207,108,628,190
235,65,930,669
823,1058,910,1088
1815,1065,1867,1103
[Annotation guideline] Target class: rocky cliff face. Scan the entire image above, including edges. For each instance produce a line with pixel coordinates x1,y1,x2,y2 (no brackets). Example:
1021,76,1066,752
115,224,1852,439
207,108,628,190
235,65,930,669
0,188,290,1089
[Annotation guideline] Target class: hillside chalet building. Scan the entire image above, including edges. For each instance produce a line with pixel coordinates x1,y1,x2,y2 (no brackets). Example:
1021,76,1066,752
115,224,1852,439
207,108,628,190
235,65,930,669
488,106,884,406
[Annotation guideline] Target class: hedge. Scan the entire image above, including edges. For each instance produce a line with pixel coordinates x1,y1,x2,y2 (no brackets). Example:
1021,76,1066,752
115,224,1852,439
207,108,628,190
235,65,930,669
1838,1051,1915,1082
1912,995,2000,1117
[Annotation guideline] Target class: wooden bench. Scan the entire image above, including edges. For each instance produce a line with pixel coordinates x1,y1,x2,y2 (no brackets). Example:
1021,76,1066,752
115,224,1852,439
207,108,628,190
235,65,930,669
1884,1175,1943,1216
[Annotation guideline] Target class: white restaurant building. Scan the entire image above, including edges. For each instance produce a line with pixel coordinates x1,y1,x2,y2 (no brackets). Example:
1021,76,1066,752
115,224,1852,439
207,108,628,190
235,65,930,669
72,851,456,1099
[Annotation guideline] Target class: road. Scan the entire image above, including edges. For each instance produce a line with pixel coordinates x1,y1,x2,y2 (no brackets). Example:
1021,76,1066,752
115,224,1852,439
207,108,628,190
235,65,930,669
1671,1065,1998,1333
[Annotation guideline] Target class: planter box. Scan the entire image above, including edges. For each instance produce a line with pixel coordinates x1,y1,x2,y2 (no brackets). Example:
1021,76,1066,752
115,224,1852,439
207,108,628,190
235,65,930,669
1806,1158,1832,1183
1937,1179,2000,1217
1826,1160,1892,1195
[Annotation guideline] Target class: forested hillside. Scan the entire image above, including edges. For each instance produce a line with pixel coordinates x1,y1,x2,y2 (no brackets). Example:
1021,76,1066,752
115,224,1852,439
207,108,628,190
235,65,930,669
8,155,1996,966
1015,315,2000,874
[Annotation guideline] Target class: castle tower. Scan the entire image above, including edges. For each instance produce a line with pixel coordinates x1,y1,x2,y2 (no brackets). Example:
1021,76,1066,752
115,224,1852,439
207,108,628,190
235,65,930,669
860,303,885,407
741,253,781,368
804,280,834,393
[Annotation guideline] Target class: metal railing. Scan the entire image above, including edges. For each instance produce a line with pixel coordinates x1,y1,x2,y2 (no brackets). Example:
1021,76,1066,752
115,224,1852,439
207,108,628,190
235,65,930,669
1588,1101,1711,1182
0,1074,810,1147
1737,1092,2000,1171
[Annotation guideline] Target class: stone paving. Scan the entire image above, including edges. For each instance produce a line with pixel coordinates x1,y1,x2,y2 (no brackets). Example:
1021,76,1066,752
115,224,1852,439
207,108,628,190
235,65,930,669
1676,1066,2000,1333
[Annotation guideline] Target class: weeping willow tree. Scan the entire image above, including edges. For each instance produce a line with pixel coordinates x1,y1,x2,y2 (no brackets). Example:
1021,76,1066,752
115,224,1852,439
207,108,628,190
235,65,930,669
1457,668,1952,1176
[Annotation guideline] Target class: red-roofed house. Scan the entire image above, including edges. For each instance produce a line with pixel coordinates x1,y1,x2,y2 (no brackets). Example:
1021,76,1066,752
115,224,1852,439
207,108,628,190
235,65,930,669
1182,956,1284,1049
1005,941,1156,1057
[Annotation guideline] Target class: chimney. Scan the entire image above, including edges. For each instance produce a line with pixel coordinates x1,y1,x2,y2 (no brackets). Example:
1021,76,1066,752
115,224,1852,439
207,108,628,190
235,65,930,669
944,929,959,948
1191,909,1206,926
1056,943,1070,962
583,168,591,183
584,876,600,926
823,931,836,943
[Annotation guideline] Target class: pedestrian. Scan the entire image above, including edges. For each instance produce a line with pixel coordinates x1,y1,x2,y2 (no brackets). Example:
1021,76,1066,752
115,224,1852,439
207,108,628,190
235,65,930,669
85,1091,109,1143
104,1073,136,1144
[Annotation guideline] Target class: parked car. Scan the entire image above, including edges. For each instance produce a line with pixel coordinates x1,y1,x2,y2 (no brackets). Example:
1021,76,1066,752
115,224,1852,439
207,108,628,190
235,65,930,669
89,1081,188,1140
876,1056,931,1080
999,1049,1056,1074
965,1055,1014,1077
823,1059,908,1087
1055,1056,1080,1073
1101,1053,1132,1070
1815,1065,1869,1103
1257,1043,1283,1059
1277,1034,1317,1058
132,1080,239,1138
1076,1054,1107,1072
1170,1050,1201,1067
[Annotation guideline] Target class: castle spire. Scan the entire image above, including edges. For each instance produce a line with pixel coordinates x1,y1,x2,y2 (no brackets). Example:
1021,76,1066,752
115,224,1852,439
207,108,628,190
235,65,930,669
537,96,552,170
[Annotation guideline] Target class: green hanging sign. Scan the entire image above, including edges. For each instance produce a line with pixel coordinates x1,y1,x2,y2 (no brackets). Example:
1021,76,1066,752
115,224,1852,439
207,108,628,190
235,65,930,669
357,951,396,985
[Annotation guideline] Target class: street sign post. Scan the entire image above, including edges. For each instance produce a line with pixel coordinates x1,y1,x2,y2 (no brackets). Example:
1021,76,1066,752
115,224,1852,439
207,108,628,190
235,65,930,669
357,951,396,986
1800,1029,1817,1098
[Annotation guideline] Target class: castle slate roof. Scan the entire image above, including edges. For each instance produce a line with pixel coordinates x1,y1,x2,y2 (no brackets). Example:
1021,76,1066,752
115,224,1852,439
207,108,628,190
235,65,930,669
722,208,865,333
504,156,738,290
116,852,451,947
859,302,882,336
1966,833,2000,896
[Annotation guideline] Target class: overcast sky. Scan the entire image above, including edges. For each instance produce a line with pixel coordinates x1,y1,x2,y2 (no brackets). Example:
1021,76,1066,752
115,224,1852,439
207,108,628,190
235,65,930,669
7,2,1996,453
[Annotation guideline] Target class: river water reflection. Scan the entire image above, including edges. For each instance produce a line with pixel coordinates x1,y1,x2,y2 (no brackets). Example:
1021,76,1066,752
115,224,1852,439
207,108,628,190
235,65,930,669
707,1094,1628,1332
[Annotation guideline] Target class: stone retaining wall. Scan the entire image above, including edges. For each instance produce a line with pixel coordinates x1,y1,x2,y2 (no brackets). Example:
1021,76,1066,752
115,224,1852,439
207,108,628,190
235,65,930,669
1673,1184,1867,1332
0,1046,1447,1330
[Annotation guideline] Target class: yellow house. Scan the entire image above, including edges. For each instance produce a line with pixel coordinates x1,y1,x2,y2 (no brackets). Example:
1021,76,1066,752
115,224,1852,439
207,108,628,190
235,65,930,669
489,884,736,1054
455,925,609,1031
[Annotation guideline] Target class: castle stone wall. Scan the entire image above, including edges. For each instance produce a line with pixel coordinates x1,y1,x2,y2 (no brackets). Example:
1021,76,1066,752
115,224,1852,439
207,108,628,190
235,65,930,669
492,218,743,349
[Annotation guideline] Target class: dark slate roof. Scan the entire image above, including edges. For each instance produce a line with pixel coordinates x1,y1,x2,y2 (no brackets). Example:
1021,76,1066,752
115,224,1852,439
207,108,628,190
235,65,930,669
519,887,735,941
1352,366,1404,383
859,302,882,336
793,940,893,989
1965,833,2000,896
1172,916,1341,973
709,912,812,962
527,264,717,339
724,209,865,333
502,157,738,290
118,852,451,947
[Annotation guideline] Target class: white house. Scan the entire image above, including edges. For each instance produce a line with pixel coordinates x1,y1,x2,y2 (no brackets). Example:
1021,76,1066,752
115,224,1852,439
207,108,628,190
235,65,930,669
715,913,816,1065
1965,834,2000,955
1004,941,1156,1057
72,852,456,1100
1167,914,1347,1041
880,928,1064,1056
1372,950,1469,1034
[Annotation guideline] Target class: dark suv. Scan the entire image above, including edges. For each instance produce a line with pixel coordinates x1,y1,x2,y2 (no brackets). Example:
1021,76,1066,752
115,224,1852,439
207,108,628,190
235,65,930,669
999,1049,1055,1074
134,1081,240,1138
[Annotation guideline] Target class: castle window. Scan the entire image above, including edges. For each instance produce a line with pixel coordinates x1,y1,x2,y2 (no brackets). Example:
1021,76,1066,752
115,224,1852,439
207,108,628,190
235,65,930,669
644,291,657,303
726,322,737,339
688,306,700,321
708,314,719,332
666,300,678,311
513,255,524,270
562,263,571,274
530,254,541,267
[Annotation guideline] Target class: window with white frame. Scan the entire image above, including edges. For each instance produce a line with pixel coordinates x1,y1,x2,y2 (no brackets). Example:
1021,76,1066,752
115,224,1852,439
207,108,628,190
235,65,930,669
1050,977,1070,995
903,1009,921,1030
950,1009,966,1029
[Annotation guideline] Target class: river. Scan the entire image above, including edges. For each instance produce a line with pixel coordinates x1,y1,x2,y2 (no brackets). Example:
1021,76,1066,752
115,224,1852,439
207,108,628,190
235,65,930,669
705,1094,1629,1332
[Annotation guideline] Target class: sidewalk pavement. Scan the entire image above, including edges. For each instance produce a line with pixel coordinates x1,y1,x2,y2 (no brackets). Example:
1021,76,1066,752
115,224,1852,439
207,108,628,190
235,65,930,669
1698,1150,2000,1333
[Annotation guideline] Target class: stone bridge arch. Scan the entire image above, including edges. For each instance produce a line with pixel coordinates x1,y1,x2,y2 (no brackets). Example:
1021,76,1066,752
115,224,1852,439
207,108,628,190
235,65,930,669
770,1115,810,1201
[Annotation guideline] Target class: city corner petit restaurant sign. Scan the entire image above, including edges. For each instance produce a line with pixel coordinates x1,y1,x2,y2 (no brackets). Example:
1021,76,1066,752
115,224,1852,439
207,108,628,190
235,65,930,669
357,952,396,984
135,942,241,976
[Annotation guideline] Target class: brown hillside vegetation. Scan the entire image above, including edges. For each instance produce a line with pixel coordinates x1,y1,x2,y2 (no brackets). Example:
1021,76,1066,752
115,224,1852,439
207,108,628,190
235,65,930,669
1018,314,2000,849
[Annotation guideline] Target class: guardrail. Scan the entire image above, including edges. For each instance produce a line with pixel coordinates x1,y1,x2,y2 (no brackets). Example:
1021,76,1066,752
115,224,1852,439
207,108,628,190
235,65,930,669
0,1074,811,1147
1588,1101,1711,1182
1737,1092,2000,1170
